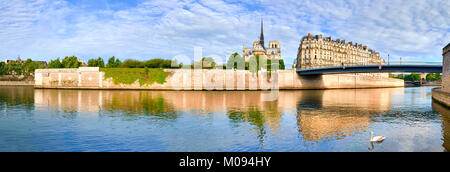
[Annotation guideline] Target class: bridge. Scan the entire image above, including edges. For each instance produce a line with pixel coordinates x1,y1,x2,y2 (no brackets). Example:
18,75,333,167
296,62,443,76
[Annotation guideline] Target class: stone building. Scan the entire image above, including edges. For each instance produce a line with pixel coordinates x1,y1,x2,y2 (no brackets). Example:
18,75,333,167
431,42,450,107
243,19,281,61
294,33,384,69
3,55,48,66
443,43,450,92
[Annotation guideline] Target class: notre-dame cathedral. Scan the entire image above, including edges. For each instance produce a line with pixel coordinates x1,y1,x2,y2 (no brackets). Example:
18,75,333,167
243,19,281,61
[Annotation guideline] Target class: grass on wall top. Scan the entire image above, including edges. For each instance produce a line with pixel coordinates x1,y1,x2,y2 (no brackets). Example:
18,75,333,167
100,68,170,86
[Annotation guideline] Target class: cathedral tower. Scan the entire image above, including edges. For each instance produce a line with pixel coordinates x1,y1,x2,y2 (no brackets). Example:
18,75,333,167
260,19,265,49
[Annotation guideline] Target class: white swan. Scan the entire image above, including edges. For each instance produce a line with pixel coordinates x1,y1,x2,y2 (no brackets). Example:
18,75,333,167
370,132,385,142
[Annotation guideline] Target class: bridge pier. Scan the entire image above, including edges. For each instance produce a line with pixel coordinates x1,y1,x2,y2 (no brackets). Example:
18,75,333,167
432,43,450,107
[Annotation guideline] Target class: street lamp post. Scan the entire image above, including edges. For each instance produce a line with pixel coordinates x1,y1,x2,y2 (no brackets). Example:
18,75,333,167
388,54,390,65
400,57,403,78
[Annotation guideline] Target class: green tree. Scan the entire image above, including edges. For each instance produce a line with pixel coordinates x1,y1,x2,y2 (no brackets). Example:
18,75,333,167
426,73,441,81
48,58,63,68
248,55,259,74
122,59,144,68
226,52,244,70
388,73,394,78
62,56,81,68
107,56,122,68
114,58,178,69
88,57,105,67
279,59,285,70
88,59,97,67
201,57,216,69
144,59,173,68
23,59,46,77
5,62,23,76
0,62,6,75
266,59,285,71
97,57,105,68
404,73,421,81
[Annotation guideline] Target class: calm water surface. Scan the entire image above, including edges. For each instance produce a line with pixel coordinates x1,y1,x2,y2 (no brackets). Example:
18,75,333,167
0,86,449,152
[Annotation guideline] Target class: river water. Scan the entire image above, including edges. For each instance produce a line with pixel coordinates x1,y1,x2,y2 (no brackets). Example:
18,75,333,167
0,86,448,152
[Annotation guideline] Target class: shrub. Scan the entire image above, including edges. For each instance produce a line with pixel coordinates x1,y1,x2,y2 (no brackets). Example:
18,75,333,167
100,68,170,86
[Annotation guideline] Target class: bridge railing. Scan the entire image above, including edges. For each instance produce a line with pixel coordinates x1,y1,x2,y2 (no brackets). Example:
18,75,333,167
298,61,442,70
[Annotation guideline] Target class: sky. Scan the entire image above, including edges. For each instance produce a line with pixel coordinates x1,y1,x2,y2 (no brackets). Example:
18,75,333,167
0,0,449,67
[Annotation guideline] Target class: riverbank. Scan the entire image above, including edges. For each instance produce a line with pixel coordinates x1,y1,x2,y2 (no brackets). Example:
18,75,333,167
34,67,404,90
432,88,450,107
0,81,34,86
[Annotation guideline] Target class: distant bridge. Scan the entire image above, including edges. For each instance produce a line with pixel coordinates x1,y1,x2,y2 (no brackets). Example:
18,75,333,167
296,62,443,76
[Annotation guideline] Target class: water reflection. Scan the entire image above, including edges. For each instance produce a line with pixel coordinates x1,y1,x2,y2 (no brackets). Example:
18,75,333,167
0,86,34,109
32,88,405,143
1,86,449,151
432,100,450,152
34,90,177,118
296,89,401,142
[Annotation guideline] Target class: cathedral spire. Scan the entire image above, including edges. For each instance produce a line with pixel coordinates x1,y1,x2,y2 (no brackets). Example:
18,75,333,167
260,18,265,49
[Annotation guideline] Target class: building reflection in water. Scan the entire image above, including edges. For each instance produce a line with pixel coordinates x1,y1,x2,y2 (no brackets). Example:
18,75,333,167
33,88,403,143
432,101,450,152
296,88,402,142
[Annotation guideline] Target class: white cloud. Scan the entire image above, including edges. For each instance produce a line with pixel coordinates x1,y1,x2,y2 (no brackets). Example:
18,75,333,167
0,0,448,66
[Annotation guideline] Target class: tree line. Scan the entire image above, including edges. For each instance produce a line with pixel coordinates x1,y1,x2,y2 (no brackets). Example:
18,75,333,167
224,53,285,72
389,73,441,82
0,59,46,77
0,52,286,77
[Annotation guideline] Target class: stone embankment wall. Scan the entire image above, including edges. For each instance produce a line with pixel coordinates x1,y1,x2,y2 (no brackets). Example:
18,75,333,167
0,81,34,86
432,43,450,107
443,44,450,92
0,75,34,85
34,67,404,90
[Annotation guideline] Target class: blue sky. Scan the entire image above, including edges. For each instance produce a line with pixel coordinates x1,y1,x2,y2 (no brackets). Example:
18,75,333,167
0,0,449,67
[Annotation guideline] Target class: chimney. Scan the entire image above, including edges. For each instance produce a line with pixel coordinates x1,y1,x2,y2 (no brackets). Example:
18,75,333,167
308,33,311,39
319,34,322,39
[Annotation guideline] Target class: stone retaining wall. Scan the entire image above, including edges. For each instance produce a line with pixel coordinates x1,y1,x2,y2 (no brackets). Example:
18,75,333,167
432,43,450,107
0,81,35,86
432,88,450,107
443,43,450,92
34,67,404,90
